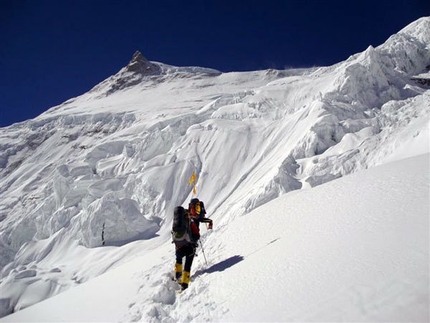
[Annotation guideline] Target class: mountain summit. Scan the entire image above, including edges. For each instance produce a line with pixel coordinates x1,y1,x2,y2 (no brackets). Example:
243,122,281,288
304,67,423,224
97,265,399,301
125,51,162,75
90,50,163,95
89,50,220,96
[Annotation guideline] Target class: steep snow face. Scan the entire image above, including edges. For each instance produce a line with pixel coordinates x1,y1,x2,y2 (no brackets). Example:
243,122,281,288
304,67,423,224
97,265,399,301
398,16,430,44
0,17,429,317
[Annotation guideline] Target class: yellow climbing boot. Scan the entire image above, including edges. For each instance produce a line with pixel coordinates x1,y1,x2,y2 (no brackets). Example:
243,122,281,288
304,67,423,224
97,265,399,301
174,263,182,280
180,271,191,290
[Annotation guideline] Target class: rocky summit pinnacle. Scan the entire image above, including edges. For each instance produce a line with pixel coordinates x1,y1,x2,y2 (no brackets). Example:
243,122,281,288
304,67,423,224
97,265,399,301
131,51,148,63
126,51,161,75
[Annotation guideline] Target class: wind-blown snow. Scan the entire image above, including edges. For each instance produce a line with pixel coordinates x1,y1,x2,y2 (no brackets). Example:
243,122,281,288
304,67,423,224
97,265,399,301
0,17,429,321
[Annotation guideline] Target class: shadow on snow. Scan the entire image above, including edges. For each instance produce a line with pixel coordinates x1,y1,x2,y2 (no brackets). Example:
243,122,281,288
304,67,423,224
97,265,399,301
194,255,244,277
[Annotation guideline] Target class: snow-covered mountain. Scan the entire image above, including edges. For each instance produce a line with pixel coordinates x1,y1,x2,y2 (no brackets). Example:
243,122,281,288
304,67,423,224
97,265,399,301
0,17,429,321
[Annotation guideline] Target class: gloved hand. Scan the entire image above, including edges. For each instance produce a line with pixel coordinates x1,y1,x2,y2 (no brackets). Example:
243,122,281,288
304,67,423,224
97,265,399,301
208,221,213,230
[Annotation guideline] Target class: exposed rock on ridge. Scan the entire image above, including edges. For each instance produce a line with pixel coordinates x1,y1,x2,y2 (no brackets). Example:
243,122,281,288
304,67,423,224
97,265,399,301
125,51,162,75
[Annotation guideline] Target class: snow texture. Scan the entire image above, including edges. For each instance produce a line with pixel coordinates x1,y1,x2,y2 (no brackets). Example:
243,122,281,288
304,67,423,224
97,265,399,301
0,16,429,321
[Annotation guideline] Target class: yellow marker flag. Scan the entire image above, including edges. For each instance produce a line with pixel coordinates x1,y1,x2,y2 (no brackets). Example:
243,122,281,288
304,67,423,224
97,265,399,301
188,171,198,195
188,171,197,186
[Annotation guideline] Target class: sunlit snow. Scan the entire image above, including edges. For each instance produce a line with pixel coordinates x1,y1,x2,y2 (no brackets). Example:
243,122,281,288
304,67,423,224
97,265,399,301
0,17,429,322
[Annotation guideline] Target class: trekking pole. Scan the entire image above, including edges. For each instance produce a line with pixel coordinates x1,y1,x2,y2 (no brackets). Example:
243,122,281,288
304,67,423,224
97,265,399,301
199,239,208,266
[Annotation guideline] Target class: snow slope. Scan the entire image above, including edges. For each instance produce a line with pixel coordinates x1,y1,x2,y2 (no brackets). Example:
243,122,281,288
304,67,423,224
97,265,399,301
0,17,429,319
1,153,428,322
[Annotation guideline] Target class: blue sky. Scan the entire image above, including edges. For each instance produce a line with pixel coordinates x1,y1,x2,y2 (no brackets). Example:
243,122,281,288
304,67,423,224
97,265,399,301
1,0,428,127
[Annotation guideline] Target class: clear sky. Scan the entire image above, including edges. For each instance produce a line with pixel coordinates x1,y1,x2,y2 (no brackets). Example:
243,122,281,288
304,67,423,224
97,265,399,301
1,0,428,127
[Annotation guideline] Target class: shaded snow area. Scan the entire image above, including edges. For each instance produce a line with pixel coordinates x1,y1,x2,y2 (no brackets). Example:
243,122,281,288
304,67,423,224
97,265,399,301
0,17,429,321
1,154,428,322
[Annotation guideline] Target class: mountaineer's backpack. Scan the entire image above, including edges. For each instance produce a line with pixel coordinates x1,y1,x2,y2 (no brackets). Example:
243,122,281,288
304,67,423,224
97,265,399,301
172,206,200,247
